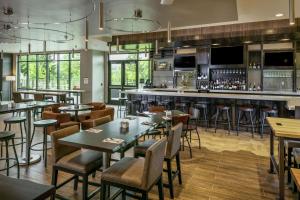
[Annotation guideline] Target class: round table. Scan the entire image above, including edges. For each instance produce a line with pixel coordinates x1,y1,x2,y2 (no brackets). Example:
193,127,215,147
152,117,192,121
58,105,94,121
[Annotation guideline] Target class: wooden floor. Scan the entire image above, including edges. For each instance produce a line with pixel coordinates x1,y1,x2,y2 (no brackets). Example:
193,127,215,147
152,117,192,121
0,112,296,200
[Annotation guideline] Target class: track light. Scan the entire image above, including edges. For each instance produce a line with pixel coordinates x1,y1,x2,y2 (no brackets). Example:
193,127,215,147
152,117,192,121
85,17,89,42
99,0,104,30
43,40,46,53
155,40,159,55
167,21,171,43
289,0,295,25
85,41,88,51
116,37,119,53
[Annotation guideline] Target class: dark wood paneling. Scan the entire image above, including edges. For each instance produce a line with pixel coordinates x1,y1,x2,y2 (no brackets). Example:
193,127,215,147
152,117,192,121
112,18,300,45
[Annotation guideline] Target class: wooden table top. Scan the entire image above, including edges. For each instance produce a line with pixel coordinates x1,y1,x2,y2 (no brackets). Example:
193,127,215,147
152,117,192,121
267,117,300,138
59,105,94,112
58,117,151,153
17,90,66,96
0,174,55,200
0,101,58,114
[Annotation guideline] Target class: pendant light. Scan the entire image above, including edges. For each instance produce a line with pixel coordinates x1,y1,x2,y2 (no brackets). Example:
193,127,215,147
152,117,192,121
155,39,159,55
108,43,111,54
167,21,171,43
116,37,119,53
72,48,75,58
85,17,89,42
289,0,295,25
28,43,31,55
99,0,104,30
43,40,47,53
0,50,3,60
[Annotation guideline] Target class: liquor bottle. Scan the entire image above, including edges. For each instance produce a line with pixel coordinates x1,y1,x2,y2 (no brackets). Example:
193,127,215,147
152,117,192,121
253,82,256,91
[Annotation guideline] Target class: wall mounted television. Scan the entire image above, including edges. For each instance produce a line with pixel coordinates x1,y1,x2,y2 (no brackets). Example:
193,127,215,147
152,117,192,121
174,55,196,70
264,51,294,67
210,46,244,65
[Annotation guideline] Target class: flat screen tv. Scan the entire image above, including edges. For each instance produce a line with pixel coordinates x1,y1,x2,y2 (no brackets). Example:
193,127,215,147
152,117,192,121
211,46,244,65
264,52,294,67
174,55,196,70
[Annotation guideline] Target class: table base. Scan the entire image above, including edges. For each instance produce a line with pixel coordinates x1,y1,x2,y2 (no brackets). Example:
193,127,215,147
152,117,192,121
18,154,41,166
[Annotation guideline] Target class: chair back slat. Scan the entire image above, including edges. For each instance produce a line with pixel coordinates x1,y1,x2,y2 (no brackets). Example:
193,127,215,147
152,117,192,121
51,125,80,163
142,138,167,190
166,123,183,159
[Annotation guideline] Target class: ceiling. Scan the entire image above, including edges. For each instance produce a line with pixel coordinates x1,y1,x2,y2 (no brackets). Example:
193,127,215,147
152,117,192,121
0,0,299,53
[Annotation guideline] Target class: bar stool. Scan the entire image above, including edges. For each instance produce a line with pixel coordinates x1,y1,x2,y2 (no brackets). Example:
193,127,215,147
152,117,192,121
193,101,209,129
236,105,256,137
3,117,26,155
260,107,278,137
175,101,190,113
214,104,231,134
0,131,19,178
30,119,57,167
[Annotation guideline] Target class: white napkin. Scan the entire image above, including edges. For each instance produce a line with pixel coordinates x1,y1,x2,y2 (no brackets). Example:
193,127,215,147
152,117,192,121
86,128,102,133
103,138,124,144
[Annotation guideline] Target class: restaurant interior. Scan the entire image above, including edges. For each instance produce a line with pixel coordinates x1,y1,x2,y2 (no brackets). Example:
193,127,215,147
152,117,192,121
0,0,300,199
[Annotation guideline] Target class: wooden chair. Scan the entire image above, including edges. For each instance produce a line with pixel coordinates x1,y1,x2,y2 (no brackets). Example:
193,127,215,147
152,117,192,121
81,115,112,130
148,106,165,113
51,125,103,200
134,123,183,199
173,114,193,158
101,138,167,200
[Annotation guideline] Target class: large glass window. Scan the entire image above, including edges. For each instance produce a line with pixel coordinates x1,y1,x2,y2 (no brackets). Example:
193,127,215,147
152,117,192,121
17,52,80,90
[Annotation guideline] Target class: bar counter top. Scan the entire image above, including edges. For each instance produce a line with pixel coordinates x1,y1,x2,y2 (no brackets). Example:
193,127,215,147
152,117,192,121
125,88,300,110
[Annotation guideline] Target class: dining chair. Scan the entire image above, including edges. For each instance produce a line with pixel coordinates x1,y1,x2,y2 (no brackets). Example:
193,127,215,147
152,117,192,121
101,138,167,200
81,115,112,130
173,115,193,158
51,125,103,200
134,123,183,199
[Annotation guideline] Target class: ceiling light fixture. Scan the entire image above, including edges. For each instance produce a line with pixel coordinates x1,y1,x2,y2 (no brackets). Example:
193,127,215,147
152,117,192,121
155,40,159,55
167,21,171,43
99,0,104,30
85,17,89,42
0,50,3,59
280,38,290,41
43,40,46,53
243,41,252,44
116,37,119,53
212,43,220,46
275,13,284,17
161,0,175,5
28,43,31,54
289,0,295,25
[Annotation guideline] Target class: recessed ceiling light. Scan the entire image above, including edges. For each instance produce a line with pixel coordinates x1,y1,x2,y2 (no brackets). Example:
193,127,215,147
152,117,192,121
244,41,252,44
182,45,190,48
212,43,220,46
275,13,284,17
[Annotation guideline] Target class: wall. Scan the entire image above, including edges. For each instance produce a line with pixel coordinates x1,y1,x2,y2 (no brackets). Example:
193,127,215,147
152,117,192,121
80,50,106,103
1,54,13,100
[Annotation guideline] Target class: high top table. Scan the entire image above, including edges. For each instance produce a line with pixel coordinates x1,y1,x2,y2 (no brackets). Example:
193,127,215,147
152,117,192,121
267,117,300,199
0,101,58,165
58,116,151,169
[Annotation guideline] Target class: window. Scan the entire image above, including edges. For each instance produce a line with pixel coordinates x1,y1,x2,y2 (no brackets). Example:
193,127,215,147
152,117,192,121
17,52,80,90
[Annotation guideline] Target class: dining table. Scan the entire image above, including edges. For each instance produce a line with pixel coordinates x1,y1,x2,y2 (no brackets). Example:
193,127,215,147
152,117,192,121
267,117,300,200
58,116,153,169
0,101,58,165
58,104,94,121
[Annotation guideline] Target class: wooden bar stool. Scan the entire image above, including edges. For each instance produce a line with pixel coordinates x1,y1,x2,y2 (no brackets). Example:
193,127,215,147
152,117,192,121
236,105,256,137
193,101,209,129
0,131,19,178
31,119,57,167
260,107,278,137
214,104,231,134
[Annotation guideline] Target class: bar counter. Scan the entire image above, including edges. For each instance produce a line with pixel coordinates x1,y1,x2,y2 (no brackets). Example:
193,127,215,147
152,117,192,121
125,88,300,110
